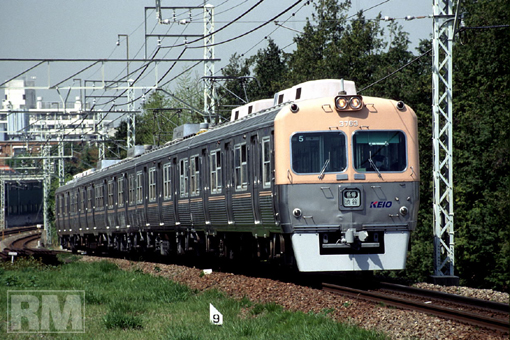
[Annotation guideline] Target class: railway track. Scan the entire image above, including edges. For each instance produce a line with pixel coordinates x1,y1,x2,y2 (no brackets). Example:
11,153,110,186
10,233,41,249
0,226,65,264
322,282,509,334
0,225,38,239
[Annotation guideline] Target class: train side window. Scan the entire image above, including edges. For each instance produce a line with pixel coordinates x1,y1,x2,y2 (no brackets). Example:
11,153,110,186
118,177,124,208
95,184,104,209
163,163,172,199
128,174,135,205
108,180,114,209
234,143,248,190
136,171,144,204
262,137,271,188
353,131,406,172
148,167,157,202
179,158,189,198
210,149,222,194
190,155,200,196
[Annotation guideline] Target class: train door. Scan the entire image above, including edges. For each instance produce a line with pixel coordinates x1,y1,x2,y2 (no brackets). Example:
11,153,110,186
170,157,178,226
232,138,256,226
101,179,108,229
76,188,81,228
208,146,228,227
261,133,277,226
127,171,134,227
117,175,126,228
202,147,210,225
135,167,146,228
177,155,191,226
87,185,93,231
106,179,116,229
143,166,149,227
161,160,175,226
251,133,262,224
224,141,234,225
157,161,163,225
189,152,205,225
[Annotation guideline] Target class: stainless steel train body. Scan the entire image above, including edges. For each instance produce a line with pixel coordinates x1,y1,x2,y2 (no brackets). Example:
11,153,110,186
56,79,420,272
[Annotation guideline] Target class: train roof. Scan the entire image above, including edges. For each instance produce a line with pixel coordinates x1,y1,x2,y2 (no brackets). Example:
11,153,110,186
57,79,362,193
57,101,285,192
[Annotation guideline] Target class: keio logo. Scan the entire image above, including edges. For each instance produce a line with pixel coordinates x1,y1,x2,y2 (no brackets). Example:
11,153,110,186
370,201,392,208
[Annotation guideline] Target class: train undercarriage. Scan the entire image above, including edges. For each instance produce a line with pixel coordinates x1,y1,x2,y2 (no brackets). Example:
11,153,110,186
60,231,295,266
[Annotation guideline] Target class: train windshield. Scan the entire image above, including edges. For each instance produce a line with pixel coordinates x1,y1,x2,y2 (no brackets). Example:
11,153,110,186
291,132,347,174
353,131,406,172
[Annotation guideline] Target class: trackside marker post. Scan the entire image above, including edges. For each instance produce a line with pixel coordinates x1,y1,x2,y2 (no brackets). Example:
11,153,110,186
209,303,223,326
8,252,17,264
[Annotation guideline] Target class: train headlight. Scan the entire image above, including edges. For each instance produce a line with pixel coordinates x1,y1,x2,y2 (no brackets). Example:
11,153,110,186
349,96,363,110
335,95,363,111
292,208,302,218
335,97,348,110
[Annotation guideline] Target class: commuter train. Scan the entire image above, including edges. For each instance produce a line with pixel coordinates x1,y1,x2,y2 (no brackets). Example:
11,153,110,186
56,79,420,272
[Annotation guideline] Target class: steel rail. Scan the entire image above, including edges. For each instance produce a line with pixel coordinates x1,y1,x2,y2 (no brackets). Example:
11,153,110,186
323,283,509,334
379,282,509,314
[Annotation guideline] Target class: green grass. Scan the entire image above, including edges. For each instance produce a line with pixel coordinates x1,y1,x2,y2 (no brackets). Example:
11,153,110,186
0,255,388,339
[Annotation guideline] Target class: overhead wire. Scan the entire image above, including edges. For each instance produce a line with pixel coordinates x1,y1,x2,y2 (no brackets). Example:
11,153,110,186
160,0,266,49
13,0,429,166
358,48,432,93
187,0,302,49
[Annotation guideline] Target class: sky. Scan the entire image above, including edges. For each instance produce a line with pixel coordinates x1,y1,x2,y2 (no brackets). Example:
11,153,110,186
0,0,433,110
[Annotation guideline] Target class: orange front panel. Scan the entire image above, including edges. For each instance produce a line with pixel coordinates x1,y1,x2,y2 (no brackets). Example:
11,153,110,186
274,96,419,185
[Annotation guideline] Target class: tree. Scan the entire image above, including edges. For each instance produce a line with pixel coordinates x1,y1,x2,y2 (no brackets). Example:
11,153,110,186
123,69,204,147
288,0,351,84
217,53,253,120
249,38,289,101
452,0,510,291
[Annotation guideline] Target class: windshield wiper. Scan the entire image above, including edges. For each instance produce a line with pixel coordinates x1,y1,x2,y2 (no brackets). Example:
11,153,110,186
368,151,382,178
318,157,330,180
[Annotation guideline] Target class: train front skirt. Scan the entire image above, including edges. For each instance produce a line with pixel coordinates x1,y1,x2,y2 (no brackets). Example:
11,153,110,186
291,231,410,271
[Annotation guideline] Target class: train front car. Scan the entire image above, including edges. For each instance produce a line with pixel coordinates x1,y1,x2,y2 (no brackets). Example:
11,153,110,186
274,82,420,272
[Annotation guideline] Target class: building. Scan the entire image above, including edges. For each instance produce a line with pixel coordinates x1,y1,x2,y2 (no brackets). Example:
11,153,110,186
0,79,114,161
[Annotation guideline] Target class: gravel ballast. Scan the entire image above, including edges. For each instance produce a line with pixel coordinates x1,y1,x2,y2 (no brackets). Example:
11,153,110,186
79,256,509,339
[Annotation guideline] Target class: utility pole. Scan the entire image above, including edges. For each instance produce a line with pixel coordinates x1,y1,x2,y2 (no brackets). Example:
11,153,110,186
0,178,4,230
127,79,135,149
148,3,216,123
97,110,106,161
432,0,457,284
117,34,136,149
42,145,52,245
58,134,65,186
